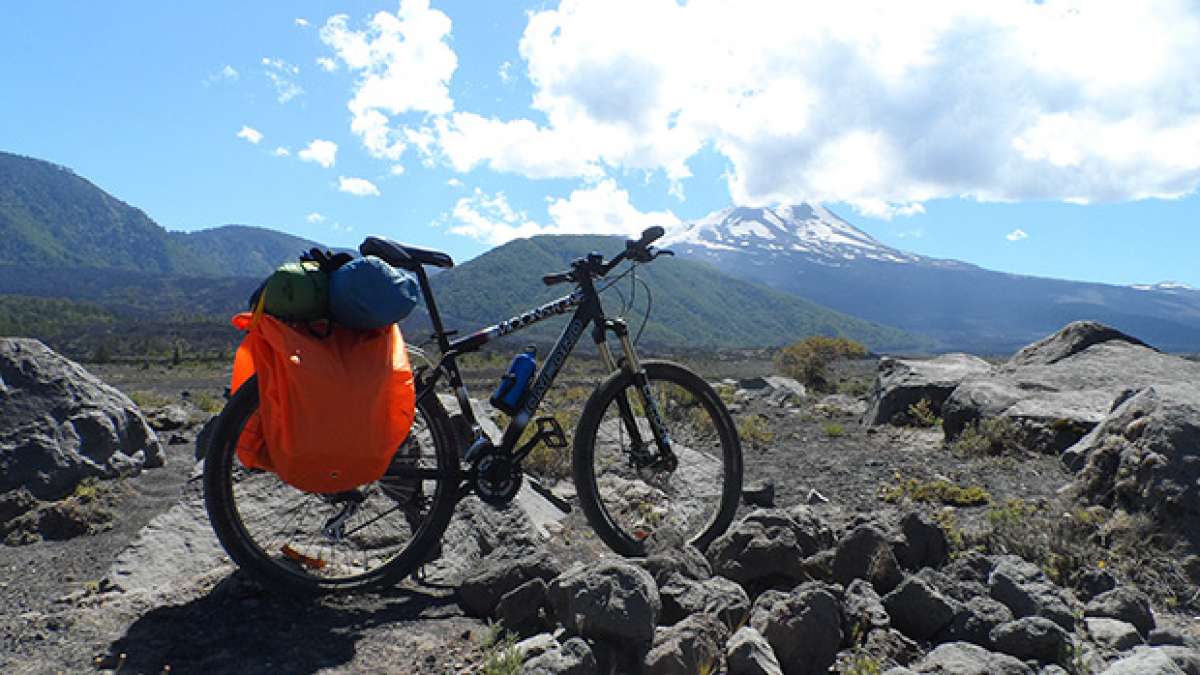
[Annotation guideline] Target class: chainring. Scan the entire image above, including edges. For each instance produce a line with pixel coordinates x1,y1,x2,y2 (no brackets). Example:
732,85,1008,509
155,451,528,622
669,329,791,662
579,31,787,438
471,447,522,505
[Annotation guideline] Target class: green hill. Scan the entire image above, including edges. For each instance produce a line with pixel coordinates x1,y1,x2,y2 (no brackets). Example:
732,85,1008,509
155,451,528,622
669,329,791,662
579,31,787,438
0,151,321,277
427,235,928,351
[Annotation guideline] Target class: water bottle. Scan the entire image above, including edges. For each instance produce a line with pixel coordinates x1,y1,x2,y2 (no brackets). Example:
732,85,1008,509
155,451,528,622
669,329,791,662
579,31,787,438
491,346,537,415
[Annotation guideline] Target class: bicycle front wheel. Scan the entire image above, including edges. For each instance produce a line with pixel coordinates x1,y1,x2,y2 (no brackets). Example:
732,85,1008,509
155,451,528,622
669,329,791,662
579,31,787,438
203,376,460,593
573,360,742,556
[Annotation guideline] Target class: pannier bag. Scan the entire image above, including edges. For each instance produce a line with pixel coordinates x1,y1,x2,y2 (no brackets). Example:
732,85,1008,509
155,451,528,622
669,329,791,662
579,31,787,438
329,255,420,330
260,261,330,321
228,311,415,494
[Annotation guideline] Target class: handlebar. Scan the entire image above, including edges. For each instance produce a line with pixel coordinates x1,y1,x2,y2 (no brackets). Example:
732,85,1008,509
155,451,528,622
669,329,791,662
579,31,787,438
542,226,669,286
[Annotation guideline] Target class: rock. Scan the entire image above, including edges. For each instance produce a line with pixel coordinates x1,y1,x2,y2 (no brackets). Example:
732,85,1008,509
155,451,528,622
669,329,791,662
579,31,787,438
989,617,1070,663
939,596,1014,648
727,626,783,675
815,394,868,418
547,561,661,646
988,556,1076,630
1073,384,1200,527
523,637,598,675
516,632,559,661
749,581,843,675
739,376,807,406
911,642,1034,675
1074,567,1118,602
833,524,903,594
643,613,729,675
0,487,36,523
844,579,891,634
1087,617,1143,652
895,512,950,571
147,404,190,431
636,545,713,586
1085,587,1155,636
459,549,561,618
496,577,548,629
1100,646,1200,674
743,481,776,508
1149,627,1194,647
0,338,164,499
866,353,992,426
882,577,959,642
708,508,833,590
942,322,1200,455
658,572,750,629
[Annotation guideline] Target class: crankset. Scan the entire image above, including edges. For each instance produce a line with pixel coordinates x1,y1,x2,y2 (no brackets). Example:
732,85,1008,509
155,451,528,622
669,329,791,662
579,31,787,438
470,442,523,505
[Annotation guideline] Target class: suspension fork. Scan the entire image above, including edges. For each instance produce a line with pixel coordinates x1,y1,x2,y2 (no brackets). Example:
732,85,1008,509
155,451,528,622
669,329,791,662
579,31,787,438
599,319,676,469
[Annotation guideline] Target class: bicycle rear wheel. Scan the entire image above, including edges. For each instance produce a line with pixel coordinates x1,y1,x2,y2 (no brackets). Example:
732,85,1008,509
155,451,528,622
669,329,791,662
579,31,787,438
203,376,459,593
573,360,742,556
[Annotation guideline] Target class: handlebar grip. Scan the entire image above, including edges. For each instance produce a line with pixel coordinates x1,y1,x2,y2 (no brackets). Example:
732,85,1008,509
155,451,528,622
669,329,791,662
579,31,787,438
635,225,665,247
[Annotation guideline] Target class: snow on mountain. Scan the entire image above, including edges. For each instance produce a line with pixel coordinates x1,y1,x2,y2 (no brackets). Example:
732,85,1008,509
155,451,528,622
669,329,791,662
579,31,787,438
662,204,921,266
1131,281,1196,292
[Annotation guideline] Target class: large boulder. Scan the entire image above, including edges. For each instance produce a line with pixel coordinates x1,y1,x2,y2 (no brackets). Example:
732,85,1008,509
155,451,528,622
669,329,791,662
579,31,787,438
727,626,783,675
942,322,1200,455
643,613,729,675
1085,587,1156,637
0,338,164,499
988,617,1070,663
911,642,1033,675
708,508,833,590
882,576,959,642
833,524,903,594
1100,646,1200,674
547,561,661,647
749,581,843,675
987,556,1076,631
458,549,561,618
523,637,598,675
658,572,750,629
1073,384,1200,525
866,353,992,426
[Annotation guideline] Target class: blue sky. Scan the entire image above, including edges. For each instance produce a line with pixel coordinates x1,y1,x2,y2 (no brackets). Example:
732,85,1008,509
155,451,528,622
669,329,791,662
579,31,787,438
2,1,1198,287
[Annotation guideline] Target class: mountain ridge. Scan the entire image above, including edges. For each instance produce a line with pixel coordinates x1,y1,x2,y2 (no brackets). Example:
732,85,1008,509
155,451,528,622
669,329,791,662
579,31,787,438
664,203,1200,352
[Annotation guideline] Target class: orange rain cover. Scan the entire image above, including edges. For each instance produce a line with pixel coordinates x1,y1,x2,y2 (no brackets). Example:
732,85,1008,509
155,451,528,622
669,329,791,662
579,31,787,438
229,312,415,494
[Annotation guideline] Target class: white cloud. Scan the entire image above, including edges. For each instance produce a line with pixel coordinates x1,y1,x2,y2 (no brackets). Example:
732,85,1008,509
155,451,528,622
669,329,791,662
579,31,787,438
298,139,338,168
389,164,405,176
236,126,263,144
415,1,1200,209
446,177,464,187
332,222,354,233
295,17,310,27
320,0,457,160
204,64,239,86
448,179,679,245
262,57,304,103
316,57,338,72
306,212,326,224
1006,228,1029,242
272,146,290,157
498,60,512,83
338,176,381,196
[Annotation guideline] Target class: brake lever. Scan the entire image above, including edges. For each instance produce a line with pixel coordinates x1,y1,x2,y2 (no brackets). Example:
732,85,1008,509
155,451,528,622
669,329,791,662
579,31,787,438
653,248,675,259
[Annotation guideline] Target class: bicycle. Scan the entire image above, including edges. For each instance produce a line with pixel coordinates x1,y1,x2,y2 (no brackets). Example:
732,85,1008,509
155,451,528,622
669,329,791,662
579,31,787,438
203,226,743,593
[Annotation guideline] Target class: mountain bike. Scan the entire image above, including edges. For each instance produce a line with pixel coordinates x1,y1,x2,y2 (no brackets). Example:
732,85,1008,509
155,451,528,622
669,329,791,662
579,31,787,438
203,226,743,593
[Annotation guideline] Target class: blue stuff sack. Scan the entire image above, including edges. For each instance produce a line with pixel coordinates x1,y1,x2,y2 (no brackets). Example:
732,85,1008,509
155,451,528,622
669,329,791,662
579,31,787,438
329,255,420,329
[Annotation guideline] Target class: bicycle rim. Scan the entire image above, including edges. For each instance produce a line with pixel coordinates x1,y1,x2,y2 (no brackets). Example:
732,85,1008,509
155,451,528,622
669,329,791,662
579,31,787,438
205,382,457,592
576,361,741,555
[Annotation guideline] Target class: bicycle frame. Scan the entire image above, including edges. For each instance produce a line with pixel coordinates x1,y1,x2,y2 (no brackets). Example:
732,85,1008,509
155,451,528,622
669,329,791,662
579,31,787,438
407,263,672,469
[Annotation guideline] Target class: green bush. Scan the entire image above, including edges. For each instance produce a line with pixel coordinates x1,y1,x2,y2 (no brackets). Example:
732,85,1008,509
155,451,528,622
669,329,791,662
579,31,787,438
775,336,868,392
823,422,845,438
737,414,774,448
907,398,941,428
881,477,991,507
951,416,1022,457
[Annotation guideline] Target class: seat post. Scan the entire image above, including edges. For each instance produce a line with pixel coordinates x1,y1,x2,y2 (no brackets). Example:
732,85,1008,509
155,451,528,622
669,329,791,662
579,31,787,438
414,266,451,352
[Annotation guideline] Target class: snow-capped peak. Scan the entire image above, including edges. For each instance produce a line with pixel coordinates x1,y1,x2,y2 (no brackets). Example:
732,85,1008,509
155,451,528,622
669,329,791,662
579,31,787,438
1131,281,1196,292
662,203,920,265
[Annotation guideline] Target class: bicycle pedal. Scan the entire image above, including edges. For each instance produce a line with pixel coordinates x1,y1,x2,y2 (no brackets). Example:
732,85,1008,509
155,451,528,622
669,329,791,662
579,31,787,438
535,416,568,448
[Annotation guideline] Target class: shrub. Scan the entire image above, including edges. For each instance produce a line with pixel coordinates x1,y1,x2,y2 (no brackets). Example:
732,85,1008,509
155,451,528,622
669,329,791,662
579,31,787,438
907,398,941,428
481,624,522,675
775,336,868,392
823,422,845,438
881,477,991,507
737,414,774,448
950,416,1022,457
